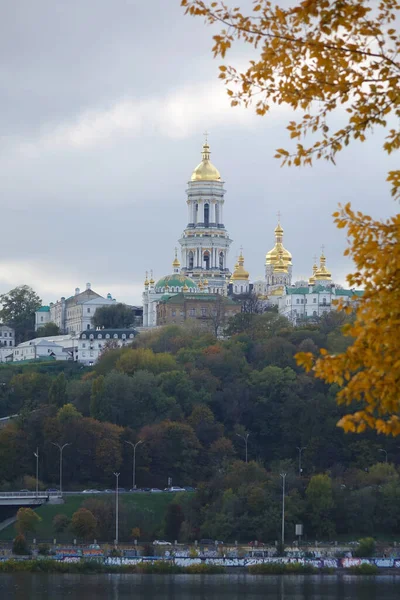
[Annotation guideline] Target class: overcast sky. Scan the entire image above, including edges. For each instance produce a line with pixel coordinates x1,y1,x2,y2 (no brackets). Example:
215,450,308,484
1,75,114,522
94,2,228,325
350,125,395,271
0,1,398,305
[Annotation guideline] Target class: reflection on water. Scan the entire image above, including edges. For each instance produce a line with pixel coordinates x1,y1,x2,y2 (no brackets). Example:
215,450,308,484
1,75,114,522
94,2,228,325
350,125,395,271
0,573,399,600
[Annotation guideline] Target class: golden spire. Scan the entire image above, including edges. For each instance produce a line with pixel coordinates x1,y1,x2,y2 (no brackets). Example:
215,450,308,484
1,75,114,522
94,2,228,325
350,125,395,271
231,247,250,281
266,214,292,267
172,247,181,269
144,271,149,286
191,133,221,181
314,247,332,281
183,282,189,292
149,269,155,285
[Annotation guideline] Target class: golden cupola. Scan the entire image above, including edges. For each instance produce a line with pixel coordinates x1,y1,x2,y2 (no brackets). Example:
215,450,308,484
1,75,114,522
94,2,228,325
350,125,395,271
265,220,292,268
191,140,221,182
172,248,181,271
273,250,288,274
144,272,149,287
231,250,250,281
314,252,332,282
308,259,318,285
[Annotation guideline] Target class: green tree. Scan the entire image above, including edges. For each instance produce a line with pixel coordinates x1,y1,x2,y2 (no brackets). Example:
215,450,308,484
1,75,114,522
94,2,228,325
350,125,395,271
306,474,335,538
53,514,70,533
70,508,97,541
57,403,83,424
92,303,135,329
36,323,61,337
48,373,67,408
0,285,41,343
12,534,29,555
15,507,41,535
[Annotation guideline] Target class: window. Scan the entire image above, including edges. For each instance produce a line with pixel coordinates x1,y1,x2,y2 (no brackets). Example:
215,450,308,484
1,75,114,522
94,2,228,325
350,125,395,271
322,298,327,305
201,307,207,317
106,334,110,339
87,308,91,313
98,334,102,339
87,324,90,330
82,334,86,339
301,299,304,304
129,334,134,339
113,334,118,339
122,334,126,339
189,308,196,317
82,343,86,349
188,251,194,270
313,298,316,303
215,204,219,224
203,251,210,270
219,252,224,270
40,316,43,322
204,203,209,227
172,310,176,317
82,352,86,357
313,311,317,317
296,299,300,304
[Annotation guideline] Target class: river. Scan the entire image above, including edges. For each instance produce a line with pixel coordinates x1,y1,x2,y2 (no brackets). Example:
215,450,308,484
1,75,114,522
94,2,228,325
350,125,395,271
0,573,398,599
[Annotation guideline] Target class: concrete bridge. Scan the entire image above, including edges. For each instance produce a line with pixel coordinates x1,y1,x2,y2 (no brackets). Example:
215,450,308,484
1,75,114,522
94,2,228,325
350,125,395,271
0,491,59,506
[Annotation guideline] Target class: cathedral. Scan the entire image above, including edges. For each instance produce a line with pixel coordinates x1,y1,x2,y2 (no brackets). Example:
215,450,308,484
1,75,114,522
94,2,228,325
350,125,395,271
142,139,360,328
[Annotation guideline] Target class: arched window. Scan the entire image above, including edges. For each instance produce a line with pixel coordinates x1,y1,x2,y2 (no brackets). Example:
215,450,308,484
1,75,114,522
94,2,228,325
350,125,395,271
188,251,194,270
105,334,110,339
129,334,134,339
98,334,102,339
215,204,219,224
82,334,86,339
204,203,209,227
241,285,243,293
219,252,224,270
203,251,210,270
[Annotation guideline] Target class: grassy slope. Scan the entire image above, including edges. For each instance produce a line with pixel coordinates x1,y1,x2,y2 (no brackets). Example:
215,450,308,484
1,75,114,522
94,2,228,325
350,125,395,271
0,493,175,542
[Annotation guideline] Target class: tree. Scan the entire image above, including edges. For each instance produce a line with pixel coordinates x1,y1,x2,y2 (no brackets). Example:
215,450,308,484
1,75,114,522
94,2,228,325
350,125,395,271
164,503,184,540
12,534,29,555
297,206,400,435
53,514,70,533
306,474,335,538
70,508,97,541
36,323,61,337
182,0,400,200
92,303,134,329
0,285,41,343
48,373,67,408
15,507,41,535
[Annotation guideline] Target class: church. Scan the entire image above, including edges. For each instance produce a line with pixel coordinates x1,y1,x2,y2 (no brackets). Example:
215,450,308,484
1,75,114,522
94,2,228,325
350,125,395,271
142,139,361,328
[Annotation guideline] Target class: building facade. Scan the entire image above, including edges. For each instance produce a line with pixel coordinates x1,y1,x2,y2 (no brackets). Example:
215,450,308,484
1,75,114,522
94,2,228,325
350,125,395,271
35,284,117,335
156,292,241,333
0,325,15,362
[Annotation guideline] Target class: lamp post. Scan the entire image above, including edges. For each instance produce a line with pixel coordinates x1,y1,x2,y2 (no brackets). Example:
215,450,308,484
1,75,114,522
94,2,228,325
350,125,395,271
379,449,388,463
114,472,120,545
51,442,71,497
236,433,250,463
296,446,307,477
125,440,143,489
280,472,287,550
33,448,39,497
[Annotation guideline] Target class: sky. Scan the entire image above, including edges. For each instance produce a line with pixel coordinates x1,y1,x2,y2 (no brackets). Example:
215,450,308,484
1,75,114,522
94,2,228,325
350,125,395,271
0,0,398,306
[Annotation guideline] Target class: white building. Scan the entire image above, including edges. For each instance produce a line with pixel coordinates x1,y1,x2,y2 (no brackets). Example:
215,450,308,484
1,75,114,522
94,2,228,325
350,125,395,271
13,339,69,362
0,325,15,362
77,329,138,366
35,284,117,335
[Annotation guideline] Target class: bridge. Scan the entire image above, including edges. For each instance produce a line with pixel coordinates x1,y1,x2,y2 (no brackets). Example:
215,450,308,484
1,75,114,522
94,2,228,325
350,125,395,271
0,491,59,506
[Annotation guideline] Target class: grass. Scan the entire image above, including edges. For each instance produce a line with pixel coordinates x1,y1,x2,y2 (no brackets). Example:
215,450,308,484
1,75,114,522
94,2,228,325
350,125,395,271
0,493,175,542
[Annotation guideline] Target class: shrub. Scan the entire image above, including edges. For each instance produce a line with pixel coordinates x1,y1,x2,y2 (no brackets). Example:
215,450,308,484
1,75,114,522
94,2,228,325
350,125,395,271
185,563,225,574
37,543,51,556
348,563,378,575
353,537,376,558
15,507,41,535
12,534,30,555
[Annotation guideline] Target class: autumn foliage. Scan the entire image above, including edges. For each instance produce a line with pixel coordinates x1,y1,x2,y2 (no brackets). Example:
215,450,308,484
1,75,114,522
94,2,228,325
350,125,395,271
181,0,400,199
297,204,400,435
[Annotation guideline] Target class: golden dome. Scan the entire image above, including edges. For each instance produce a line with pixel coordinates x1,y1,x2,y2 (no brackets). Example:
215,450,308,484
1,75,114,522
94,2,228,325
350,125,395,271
172,248,181,269
231,250,250,281
203,278,209,285
183,283,189,292
266,220,292,267
308,260,318,285
314,253,332,281
144,272,149,287
191,141,221,182
274,251,288,274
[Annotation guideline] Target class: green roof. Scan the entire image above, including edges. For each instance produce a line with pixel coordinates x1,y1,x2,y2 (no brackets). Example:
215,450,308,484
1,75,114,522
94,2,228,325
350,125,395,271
37,306,50,312
155,274,196,290
286,286,364,296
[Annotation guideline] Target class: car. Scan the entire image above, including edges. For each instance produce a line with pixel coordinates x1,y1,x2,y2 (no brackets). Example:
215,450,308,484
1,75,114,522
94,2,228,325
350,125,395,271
19,489,30,493
129,488,143,492
46,488,58,493
167,486,186,492
82,489,101,494
153,540,172,546
184,486,196,492
150,488,162,493
104,489,114,493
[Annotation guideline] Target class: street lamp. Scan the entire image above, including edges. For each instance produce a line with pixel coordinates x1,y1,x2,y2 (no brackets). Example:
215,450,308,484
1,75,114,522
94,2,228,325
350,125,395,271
379,449,388,463
236,433,250,463
33,448,39,497
51,442,71,497
125,440,143,490
280,472,287,549
296,446,307,477
114,472,120,545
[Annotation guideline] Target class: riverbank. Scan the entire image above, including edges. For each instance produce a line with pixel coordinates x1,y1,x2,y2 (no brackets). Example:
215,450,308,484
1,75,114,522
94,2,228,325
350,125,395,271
0,559,398,575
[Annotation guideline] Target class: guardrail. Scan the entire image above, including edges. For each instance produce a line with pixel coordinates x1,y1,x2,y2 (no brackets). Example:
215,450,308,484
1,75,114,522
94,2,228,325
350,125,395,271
0,491,59,498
